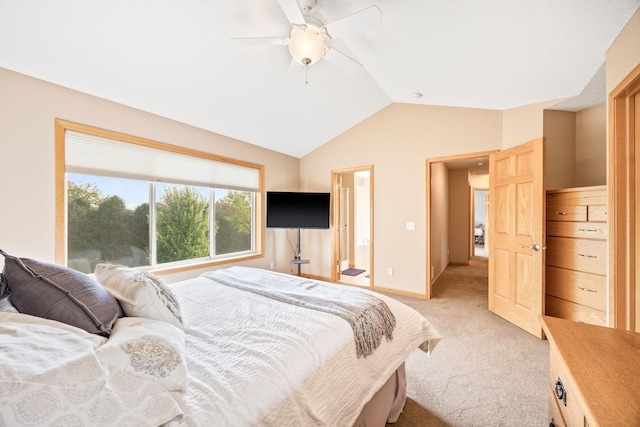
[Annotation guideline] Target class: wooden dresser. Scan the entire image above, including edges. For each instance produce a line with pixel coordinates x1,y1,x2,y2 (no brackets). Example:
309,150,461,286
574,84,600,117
545,186,607,326
541,315,640,427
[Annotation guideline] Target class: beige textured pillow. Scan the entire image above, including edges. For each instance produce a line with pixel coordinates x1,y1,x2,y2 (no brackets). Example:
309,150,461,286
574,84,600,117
96,317,188,391
94,263,182,328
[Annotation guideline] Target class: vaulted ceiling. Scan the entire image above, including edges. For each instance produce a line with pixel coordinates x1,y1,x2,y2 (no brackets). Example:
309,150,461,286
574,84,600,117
1,1,638,158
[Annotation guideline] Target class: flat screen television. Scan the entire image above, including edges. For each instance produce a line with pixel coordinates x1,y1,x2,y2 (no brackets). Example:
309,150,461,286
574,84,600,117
266,191,330,229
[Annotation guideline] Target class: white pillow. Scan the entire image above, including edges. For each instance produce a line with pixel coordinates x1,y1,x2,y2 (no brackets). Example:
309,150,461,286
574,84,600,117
0,296,19,312
94,264,182,328
95,317,188,391
0,311,107,348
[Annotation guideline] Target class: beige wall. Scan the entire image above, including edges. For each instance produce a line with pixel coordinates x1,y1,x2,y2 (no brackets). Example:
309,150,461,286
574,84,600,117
0,68,300,282
470,173,489,190
502,98,567,148
430,162,449,284
300,96,605,296
542,103,606,191
544,109,576,190
300,103,502,295
606,8,640,94
448,169,470,264
575,103,606,186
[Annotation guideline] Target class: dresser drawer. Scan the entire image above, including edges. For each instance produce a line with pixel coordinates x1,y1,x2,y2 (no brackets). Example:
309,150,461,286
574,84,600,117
546,221,607,240
546,186,607,206
549,387,567,427
587,204,608,222
549,349,586,427
546,237,606,275
546,205,587,222
545,267,606,311
545,295,606,326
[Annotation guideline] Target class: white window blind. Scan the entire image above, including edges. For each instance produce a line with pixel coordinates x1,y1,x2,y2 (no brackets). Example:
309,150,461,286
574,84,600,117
65,130,260,191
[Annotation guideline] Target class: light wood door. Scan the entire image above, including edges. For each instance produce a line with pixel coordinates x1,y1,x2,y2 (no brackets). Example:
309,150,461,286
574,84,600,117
333,176,345,282
488,138,545,338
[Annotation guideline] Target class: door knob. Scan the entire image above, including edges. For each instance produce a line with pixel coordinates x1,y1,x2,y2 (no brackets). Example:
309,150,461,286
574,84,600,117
522,244,546,251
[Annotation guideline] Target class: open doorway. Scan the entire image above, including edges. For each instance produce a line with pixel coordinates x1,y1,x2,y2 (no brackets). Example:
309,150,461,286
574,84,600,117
473,189,488,258
426,150,496,298
331,166,373,287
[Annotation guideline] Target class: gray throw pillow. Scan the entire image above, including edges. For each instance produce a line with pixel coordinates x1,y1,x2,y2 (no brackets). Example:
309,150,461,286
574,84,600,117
0,249,122,336
0,273,17,312
0,272,9,298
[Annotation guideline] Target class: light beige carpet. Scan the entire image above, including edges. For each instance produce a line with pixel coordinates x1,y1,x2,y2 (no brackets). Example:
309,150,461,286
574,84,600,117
386,258,549,427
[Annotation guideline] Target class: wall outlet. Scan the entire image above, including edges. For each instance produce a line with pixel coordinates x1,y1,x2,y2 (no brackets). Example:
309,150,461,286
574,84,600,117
387,268,394,276
431,266,435,279
406,221,416,230
269,262,274,270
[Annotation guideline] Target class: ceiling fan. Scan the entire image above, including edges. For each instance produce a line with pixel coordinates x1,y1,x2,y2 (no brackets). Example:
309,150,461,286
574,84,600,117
231,0,382,80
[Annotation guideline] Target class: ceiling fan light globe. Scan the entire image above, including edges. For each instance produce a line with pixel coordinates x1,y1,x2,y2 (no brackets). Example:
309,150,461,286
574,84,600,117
288,24,327,65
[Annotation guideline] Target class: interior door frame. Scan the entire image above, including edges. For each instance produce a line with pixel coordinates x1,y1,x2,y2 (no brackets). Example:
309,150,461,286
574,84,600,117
426,150,497,299
339,185,349,268
331,165,374,286
609,62,640,331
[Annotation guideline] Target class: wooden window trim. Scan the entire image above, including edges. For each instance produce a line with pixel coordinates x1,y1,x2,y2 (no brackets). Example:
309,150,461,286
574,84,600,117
55,119,265,276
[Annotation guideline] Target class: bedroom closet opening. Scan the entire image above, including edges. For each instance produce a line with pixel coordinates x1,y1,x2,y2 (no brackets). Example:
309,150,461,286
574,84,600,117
331,166,373,288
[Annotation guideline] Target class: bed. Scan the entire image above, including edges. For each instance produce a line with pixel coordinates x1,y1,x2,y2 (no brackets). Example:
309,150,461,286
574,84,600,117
0,250,440,427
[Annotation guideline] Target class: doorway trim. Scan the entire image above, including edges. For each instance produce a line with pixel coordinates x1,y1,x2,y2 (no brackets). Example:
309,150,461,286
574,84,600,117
331,165,374,287
609,62,640,331
426,150,497,299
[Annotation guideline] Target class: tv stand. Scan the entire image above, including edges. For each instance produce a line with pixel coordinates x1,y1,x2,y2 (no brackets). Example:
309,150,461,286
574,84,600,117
289,229,309,276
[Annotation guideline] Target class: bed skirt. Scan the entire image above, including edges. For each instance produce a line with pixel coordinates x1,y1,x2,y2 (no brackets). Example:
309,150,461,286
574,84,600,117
352,363,407,426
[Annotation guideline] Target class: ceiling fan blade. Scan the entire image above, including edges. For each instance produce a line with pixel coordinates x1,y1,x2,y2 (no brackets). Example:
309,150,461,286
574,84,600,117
323,48,363,75
230,37,287,46
323,5,382,39
276,0,306,26
284,59,303,82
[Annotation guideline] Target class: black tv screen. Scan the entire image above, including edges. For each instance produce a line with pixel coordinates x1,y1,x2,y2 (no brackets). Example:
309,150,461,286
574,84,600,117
266,192,330,229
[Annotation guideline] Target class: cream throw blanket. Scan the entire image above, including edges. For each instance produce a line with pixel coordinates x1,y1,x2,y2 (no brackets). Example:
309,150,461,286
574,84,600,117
201,267,396,358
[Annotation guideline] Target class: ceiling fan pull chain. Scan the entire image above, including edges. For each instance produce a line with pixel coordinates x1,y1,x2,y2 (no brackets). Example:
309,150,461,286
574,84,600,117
302,57,311,84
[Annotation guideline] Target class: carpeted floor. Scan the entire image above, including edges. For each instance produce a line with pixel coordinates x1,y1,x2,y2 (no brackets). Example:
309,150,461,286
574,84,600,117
385,258,549,427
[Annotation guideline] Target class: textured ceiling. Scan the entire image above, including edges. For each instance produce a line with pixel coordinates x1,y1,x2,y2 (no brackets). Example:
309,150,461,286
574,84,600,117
1,1,638,158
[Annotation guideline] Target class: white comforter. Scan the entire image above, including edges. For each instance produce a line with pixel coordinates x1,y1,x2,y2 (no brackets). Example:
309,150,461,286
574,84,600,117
165,267,440,427
0,312,183,427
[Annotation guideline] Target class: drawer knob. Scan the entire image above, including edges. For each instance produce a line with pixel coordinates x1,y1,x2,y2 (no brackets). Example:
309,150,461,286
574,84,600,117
578,228,600,233
578,253,597,259
554,377,567,406
578,286,597,293
554,211,572,215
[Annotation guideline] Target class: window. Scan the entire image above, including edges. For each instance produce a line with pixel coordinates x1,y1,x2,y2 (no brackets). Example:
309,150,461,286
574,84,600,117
56,120,264,274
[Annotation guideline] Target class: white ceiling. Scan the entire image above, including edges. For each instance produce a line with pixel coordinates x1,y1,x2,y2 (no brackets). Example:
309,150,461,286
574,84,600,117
1,1,638,158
